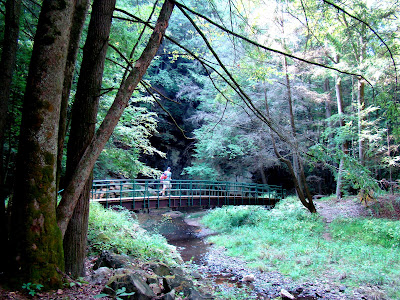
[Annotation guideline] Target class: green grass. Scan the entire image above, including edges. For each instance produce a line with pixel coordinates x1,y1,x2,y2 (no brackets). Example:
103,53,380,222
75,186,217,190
201,197,400,299
88,202,181,265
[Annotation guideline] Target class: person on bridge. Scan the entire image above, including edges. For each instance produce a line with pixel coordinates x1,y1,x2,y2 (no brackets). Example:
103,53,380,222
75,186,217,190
160,167,172,196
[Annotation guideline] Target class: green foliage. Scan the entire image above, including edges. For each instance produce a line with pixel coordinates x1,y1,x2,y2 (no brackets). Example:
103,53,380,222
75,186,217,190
95,93,165,179
213,285,251,300
64,277,89,288
202,206,270,231
88,202,180,265
330,218,400,248
151,69,180,95
22,283,43,296
202,197,400,298
183,119,264,180
182,164,220,181
94,286,135,300
95,147,140,179
309,105,388,194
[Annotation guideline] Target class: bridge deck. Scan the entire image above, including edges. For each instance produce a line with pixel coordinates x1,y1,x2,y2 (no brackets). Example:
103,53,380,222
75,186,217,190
91,195,280,209
91,179,284,210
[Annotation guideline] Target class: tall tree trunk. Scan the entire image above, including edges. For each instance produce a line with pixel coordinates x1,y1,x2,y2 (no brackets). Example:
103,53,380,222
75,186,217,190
357,24,369,201
57,0,90,191
265,86,316,213
9,0,75,288
63,0,116,278
0,0,22,274
357,79,365,166
357,27,367,168
324,78,332,137
335,76,348,199
283,52,299,182
282,51,314,205
57,0,175,237
271,137,317,213
386,124,393,195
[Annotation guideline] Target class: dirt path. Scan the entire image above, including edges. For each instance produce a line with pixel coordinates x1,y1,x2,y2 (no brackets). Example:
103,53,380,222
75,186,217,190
316,194,400,222
315,196,370,223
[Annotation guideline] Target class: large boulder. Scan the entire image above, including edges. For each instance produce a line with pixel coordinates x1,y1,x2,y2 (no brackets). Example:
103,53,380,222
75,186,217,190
90,267,113,285
103,271,155,300
94,251,211,299
144,262,172,277
188,288,213,300
94,250,136,269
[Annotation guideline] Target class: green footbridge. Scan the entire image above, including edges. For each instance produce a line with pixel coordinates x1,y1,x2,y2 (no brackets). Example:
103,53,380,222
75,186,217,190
91,179,285,210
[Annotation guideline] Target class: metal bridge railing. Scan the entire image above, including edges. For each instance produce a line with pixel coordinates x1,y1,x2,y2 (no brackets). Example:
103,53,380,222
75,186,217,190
91,179,285,208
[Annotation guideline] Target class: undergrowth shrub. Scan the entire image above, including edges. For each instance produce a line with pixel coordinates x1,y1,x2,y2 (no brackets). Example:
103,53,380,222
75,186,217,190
201,205,267,231
88,202,180,265
202,198,325,279
330,218,400,248
202,197,323,234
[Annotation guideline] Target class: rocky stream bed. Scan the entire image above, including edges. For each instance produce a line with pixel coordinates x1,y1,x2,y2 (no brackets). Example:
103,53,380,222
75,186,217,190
1,195,399,299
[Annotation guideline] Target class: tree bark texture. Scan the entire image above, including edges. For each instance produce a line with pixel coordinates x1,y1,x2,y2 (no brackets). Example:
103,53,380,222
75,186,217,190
9,0,75,288
57,0,90,190
271,136,316,213
0,0,22,274
63,0,116,278
57,0,175,237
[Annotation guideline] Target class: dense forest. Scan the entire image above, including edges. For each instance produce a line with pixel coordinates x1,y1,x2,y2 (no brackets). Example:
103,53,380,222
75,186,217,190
0,0,399,290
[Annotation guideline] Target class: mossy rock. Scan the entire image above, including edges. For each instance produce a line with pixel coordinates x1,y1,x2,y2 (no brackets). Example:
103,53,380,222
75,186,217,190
96,232,111,241
145,262,172,276
95,250,136,269
103,272,155,300
164,274,193,291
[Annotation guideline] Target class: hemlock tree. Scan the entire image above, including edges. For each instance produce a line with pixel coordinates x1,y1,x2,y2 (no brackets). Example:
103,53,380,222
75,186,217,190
56,0,175,237
4,0,175,287
9,0,75,287
63,0,116,277
57,0,90,190
0,0,22,273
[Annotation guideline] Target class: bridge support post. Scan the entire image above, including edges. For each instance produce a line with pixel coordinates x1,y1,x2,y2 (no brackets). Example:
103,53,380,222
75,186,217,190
119,181,123,206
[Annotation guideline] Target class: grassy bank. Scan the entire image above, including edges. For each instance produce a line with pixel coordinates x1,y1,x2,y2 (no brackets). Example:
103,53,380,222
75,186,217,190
88,202,181,265
201,197,400,299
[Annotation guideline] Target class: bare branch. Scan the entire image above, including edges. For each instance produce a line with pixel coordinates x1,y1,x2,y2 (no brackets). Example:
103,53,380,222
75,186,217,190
171,0,374,89
145,84,180,104
108,43,134,68
106,56,130,71
140,80,194,140
176,4,295,147
115,0,159,79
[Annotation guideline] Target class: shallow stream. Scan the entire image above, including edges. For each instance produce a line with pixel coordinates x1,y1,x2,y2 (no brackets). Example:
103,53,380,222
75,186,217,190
136,208,210,264
136,208,318,300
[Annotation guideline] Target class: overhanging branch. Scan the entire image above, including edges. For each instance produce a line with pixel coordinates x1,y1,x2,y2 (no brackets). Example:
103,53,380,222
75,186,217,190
171,0,375,89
